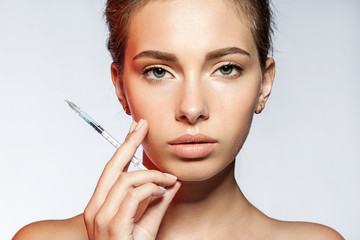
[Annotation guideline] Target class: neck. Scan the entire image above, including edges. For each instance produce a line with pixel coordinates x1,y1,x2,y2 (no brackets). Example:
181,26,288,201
173,161,239,203
144,156,253,238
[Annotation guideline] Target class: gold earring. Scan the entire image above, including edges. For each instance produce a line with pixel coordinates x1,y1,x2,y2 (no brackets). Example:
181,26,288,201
255,104,263,114
124,106,131,115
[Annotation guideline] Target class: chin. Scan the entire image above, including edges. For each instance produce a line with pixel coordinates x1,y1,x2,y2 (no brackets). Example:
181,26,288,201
142,143,237,182
152,157,234,182
170,163,217,182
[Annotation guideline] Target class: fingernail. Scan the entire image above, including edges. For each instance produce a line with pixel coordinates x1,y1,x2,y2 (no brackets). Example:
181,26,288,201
164,173,177,180
159,186,166,192
134,119,145,131
129,121,137,133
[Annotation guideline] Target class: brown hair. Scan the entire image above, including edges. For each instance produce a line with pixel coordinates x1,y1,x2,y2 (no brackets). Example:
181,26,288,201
105,0,274,72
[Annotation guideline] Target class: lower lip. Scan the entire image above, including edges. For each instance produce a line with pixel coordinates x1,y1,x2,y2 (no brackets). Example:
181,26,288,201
168,143,217,159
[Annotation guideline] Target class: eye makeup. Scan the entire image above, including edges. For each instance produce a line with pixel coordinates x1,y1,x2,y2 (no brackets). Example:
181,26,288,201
211,62,244,80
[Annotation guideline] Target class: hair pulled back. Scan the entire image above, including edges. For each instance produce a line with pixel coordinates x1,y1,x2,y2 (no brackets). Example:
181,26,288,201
105,0,274,71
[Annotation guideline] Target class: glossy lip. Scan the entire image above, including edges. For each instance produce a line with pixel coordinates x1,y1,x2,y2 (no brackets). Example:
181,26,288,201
167,134,218,159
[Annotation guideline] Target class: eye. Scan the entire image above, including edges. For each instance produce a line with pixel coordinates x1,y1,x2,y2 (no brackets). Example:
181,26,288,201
142,66,173,81
153,68,166,78
219,65,234,75
212,63,243,79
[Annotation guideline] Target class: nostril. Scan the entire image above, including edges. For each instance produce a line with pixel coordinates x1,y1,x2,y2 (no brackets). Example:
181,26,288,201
175,90,210,124
177,113,208,125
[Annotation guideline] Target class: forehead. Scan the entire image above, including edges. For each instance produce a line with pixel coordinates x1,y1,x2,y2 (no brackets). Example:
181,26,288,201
126,0,256,59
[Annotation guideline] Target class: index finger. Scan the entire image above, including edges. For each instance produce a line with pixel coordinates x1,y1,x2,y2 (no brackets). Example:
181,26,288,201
89,119,149,207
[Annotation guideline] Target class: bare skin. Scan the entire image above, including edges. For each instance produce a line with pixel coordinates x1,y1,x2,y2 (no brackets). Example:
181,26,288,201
13,212,343,240
13,0,344,239
13,141,343,240
13,123,343,239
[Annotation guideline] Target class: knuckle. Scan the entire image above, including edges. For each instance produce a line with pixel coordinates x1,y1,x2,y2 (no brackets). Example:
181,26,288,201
148,182,159,192
108,219,119,235
141,183,155,194
127,188,138,199
123,134,133,144
117,172,129,185
83,206,95,225
124,133,132,143
123,133,137,148
104,161,114,171
94,213,107,230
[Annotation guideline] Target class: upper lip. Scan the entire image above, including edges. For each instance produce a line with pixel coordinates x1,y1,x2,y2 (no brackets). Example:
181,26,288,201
168,134,218,145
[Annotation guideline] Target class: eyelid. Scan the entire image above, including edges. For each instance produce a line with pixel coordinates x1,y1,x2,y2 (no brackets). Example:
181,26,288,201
214,62,244,71
142,64,174,75
211,62,244,78
141,64,175,81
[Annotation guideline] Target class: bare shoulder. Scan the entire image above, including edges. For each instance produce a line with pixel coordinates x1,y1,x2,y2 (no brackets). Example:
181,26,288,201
272,219,344,240
12,214,88,240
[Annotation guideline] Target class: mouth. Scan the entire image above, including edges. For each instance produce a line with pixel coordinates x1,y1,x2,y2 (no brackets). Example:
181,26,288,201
167,134,218,159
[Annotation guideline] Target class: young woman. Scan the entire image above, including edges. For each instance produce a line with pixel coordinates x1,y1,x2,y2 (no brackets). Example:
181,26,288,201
14,0,344,239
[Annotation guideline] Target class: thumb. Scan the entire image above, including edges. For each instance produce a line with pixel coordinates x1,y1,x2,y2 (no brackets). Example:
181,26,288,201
134,181,181,237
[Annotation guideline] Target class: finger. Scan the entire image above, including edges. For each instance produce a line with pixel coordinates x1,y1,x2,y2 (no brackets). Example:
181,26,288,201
95,171,177,224
84,120,148,237
135,181,181,237
108,183,167,238
122,121,137,172
89,119,147,204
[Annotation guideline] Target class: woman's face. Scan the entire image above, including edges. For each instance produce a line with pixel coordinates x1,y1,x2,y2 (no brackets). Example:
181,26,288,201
112,0,274,181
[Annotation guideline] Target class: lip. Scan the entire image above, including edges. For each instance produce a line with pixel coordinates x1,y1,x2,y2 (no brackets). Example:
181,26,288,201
168,134,218,159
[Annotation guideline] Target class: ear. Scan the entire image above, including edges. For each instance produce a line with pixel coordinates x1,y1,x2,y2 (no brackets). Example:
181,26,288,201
111,62,131,115
255,58,275,113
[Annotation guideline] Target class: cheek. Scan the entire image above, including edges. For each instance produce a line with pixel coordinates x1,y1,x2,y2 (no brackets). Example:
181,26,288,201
124,69,261,171
124,79,173,153
125,80,169,121
216,78,260,155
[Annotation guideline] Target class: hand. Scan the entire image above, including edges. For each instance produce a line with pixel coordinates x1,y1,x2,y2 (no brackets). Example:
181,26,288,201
84,119,181,240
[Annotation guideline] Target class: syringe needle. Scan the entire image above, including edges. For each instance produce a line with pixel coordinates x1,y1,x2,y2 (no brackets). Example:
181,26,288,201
64,99,147,171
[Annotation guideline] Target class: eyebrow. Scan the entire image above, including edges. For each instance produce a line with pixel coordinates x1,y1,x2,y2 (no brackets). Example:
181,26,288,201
205,47,251,60
132,47,250,62
132,50,178,62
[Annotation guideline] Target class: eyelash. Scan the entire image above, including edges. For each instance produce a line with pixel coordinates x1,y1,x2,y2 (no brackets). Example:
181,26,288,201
142,65,174,82
212,62,244,79
141,62,244,81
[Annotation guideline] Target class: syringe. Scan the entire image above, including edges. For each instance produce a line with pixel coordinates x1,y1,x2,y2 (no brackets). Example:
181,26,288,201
65,99,147,171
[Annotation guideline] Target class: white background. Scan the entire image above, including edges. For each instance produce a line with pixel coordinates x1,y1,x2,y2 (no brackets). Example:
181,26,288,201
1,0,359,239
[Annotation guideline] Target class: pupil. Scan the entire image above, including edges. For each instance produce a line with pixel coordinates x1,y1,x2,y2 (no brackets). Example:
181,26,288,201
154,68,165,78
220,66,233,75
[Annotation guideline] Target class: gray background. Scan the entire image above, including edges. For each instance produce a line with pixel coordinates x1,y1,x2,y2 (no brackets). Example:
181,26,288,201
1,0,359,239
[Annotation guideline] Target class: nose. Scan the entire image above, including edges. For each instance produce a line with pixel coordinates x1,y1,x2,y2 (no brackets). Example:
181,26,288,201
175,76,209,125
